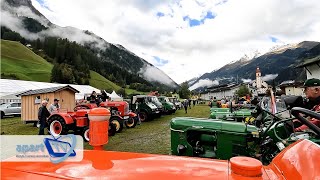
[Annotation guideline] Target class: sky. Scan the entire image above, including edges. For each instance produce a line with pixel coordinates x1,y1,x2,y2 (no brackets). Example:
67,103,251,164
31,0,320,84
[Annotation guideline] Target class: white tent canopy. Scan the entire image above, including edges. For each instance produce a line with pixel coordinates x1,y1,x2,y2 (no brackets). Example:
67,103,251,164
0,79,100,100
109,90,123,101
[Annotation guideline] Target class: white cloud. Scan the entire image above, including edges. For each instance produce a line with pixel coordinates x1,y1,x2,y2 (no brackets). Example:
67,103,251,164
242,78,252,83
139,64,177,87
19,0,320,83
189,78,219,90
262,74,278,81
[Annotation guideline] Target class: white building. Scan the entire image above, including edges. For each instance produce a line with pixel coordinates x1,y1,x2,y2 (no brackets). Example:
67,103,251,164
200,84,241,100
0,79,101,102
297,55,320,79
250,67,269,95
279,81,304,96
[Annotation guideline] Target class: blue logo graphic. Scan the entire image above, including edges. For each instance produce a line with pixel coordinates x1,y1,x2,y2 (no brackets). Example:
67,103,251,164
43,134,77,164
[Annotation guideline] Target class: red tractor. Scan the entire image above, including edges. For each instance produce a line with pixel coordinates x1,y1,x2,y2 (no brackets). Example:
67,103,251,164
74,101,139,133
47,108,116,142
100,101,140,130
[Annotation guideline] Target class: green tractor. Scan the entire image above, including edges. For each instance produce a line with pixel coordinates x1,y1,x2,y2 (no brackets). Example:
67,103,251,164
209,104,255,123
171,96,320,164
158,96,176,114
129,95,160,122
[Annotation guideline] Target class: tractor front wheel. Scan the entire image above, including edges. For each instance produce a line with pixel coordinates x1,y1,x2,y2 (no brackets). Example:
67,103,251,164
48,116,68,136
124,117,138,128
82,127,89,142
109,123,116,136
110,116,123,133
138,111,148,122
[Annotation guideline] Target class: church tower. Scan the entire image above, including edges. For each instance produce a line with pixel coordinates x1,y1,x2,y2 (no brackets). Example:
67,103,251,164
256,67,262,89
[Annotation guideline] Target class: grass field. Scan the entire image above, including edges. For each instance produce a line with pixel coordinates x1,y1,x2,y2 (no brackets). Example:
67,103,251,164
89,70,121,91
0,104,209,155
1,40,53,82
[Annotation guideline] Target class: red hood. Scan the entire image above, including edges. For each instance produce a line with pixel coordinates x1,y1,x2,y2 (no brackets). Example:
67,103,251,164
2,140,320,180
1,150,271,180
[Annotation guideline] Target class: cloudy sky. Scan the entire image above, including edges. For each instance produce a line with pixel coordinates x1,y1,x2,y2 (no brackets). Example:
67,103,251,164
31,0,320,84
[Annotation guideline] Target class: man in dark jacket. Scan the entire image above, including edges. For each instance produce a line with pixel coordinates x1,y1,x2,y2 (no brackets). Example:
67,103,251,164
295,78,320,131
183,99,189,114
38,100,50,135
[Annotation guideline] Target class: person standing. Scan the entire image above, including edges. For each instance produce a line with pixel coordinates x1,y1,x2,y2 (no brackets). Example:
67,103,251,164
184,99,189,114
193,100,196,107
211,97,218,107
295,78,320,131
38,100,50,135
49,98,60,113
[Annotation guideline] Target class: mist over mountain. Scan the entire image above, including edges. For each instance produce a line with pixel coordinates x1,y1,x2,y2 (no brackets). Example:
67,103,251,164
0,0,179,89
189,41,320,91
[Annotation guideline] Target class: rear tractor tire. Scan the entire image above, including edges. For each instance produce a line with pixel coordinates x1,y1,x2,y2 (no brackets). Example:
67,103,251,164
47,116,68,136
82,127,89,142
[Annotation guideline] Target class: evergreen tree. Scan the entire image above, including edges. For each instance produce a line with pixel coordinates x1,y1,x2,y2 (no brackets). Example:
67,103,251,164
179,82,190,99
236,85,250,97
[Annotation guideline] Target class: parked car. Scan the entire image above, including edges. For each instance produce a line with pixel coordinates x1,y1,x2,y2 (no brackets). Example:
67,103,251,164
0,102,21,119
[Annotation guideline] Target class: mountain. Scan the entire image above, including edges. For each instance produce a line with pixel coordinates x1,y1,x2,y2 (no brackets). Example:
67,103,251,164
0,0,178,89
1,39,119,90
190,41,320,90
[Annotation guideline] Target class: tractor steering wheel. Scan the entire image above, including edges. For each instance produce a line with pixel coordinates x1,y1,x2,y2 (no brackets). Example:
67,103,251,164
290,107,320,136
273,107,320,141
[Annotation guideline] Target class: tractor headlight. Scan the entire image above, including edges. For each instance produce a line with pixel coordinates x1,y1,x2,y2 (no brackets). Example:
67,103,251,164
177,144,186,155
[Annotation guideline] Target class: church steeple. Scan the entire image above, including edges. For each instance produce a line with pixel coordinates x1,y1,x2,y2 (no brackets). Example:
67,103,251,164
256,67,262,88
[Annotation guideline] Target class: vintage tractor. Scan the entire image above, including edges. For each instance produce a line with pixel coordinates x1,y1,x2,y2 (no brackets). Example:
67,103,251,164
209,103,255,123
2,106,320,179
158,96,176,114
74,103,125,133
47,108,116,141
168,97,182,109
171,97,320,164
99,101,140,129
129,95,160,122
145,95,163,116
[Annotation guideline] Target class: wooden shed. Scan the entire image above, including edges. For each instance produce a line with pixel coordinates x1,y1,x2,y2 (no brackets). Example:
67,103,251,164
17,85,79,123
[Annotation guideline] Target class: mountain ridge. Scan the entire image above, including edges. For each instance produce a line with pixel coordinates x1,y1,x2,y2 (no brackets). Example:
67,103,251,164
1,0,179,89
189,41,320,90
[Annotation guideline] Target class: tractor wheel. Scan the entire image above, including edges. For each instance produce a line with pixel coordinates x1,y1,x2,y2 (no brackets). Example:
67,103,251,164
82,127,89,142
110,116,123,133
48,116,68,136
1,111,4,119
124,117,138,128
108,123,116,136
138,111,148,122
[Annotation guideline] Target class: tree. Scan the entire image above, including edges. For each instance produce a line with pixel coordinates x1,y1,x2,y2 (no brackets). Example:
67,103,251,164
236,85,250,97
116,88,126,97
165,92,173,97
179,82,190,99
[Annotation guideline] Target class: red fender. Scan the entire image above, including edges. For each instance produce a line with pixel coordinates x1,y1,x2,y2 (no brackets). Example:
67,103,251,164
128,111,137,118
48,113,75,125
112,115,124,120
